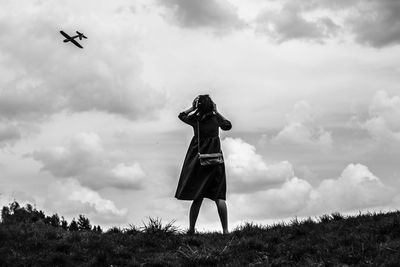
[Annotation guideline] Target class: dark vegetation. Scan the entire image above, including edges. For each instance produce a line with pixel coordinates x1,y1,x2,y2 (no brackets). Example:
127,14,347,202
1,202,400,266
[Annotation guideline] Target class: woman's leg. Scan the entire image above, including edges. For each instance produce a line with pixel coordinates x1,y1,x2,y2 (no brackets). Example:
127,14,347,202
215,199,229,234
189,198,203,233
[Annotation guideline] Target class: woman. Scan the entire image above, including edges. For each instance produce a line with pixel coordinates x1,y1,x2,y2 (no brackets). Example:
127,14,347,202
175,94,232,234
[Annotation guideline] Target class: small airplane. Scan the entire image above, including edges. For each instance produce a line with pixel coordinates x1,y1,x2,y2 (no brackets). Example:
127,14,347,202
60,30,87,49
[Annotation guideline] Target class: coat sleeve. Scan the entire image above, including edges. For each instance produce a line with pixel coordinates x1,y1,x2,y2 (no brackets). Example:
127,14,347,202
215,112,232,131
178,112,196,126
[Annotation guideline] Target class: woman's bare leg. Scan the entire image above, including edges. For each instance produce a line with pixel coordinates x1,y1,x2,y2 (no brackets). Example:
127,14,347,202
189,198,203,233
215,199,229,234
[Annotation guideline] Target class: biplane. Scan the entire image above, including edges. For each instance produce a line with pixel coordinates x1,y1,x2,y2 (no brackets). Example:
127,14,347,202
60,31,87,49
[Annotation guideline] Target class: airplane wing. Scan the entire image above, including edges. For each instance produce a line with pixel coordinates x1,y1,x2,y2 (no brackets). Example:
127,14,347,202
70,38,83,48
60,31,71,39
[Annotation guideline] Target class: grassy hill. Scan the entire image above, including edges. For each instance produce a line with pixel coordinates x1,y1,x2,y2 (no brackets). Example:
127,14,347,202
1,202,400,266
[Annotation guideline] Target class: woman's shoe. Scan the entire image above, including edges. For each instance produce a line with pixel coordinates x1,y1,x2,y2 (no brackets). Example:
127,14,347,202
187,229,195,235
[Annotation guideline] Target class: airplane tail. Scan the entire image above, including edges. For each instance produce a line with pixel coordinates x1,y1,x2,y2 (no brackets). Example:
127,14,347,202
76,31,87,40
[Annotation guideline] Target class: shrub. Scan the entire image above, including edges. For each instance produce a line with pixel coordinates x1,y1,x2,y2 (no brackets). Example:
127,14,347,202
77,214,91,231
331,212,345,221
319,214,331,223
141,217,179,235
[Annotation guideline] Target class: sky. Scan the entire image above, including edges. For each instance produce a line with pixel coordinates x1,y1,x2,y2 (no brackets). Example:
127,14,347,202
1,0,400,232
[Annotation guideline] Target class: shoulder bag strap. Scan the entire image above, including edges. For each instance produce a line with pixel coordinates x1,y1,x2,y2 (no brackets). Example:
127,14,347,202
197,120,201,155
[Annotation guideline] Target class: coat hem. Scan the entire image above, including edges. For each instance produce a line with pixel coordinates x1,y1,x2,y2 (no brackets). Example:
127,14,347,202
175,196,226,201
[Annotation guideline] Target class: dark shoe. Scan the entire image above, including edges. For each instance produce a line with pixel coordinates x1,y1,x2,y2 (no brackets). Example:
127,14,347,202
186,229,195,235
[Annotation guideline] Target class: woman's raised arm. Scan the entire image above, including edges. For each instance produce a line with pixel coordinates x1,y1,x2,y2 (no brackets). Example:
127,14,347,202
215,111,232,131
178,106,196,125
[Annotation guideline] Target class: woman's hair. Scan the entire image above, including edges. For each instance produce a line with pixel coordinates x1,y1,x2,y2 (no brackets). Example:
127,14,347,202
195,94,214,120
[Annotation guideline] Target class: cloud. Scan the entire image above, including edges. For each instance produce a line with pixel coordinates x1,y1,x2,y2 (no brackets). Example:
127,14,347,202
32,132,145,190
157,0,245,32
222,137,294,193
233,177,313,219
272,101,333,151
0,178,128,225
111,163,146,185
349,1,400,48
0,122,21,147
0,1,166,121
307,164,395,213
33,133,103,178
363,91,400,142
45,178,128,224
230,163,395,221
253,0,400,47
256,1,339,43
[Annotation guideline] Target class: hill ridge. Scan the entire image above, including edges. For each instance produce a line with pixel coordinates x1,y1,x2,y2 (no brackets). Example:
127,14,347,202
1,201,400,266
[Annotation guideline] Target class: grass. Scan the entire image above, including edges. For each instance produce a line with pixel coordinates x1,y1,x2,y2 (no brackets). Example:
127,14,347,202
1,202,400,266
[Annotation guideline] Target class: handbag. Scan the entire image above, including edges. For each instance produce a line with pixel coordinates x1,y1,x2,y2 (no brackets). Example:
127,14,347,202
197,120,224,166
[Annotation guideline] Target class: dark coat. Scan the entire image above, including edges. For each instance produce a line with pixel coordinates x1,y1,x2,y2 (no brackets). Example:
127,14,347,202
175,111,232,201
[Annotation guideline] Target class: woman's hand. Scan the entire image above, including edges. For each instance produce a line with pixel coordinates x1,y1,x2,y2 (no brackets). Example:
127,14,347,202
213,102,217,112
183,106,195,114
192,96,200,108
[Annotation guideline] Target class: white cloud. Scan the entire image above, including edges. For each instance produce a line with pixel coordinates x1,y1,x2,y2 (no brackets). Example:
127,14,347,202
0,1,166,121
1,0,400,233
363,91,400,142
272,101,333,151
286,100,314,124
32,132,145,190
32,133,104,178
111,163,146,185
230,163,395,221
232,177,313,219
222,138,393,220
222,137,294,192
307,164,395,214
45,178,128,224
0,176,129,226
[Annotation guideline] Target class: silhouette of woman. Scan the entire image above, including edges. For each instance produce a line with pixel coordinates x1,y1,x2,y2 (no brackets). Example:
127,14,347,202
175,95,232,234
